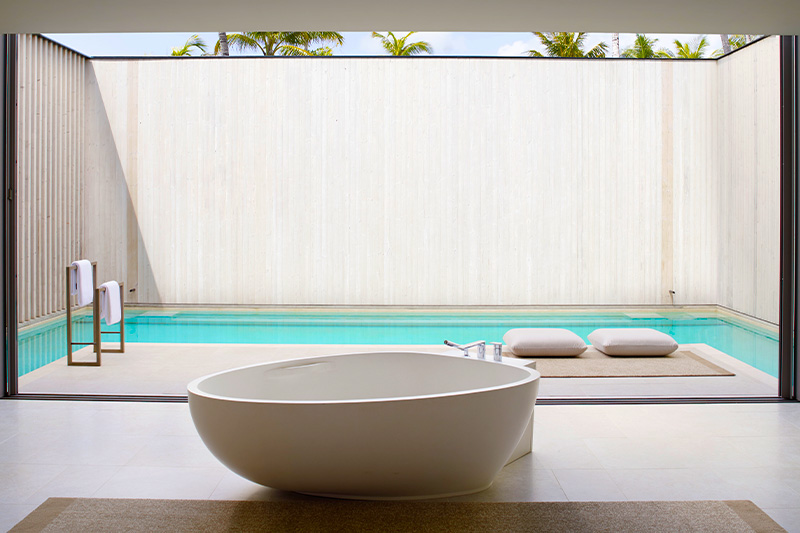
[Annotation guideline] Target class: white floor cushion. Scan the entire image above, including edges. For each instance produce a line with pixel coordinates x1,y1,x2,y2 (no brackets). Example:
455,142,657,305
588,328,678,356
503,328,587,357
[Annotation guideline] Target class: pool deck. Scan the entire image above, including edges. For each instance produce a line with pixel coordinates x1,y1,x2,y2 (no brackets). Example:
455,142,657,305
19,342,778,398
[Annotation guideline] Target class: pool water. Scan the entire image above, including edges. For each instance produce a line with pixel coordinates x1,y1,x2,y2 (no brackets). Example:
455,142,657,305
18,308,779,378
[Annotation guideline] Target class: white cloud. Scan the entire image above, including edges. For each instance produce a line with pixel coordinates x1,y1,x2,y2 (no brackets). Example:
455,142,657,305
497,38,537,57
357,33,386,55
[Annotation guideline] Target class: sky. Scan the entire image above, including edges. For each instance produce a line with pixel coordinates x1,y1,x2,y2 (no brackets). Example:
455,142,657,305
43,32,729,58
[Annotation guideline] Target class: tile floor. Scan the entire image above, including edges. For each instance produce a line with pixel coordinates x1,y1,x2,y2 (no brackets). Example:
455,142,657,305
1,400,799,532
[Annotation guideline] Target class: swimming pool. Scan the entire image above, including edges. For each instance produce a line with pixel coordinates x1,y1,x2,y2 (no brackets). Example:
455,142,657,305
18,307,779,377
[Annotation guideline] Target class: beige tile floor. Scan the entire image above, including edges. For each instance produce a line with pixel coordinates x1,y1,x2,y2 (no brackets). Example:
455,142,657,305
1,400,799,532
20,342,778,398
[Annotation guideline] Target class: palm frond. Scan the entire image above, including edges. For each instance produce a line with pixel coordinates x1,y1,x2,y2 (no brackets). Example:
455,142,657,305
278,32,343,53
279,44,312,56
621,34,661,59
309,46,334,56
371,31,431,56
585,42,607,58
171,34,206,56
672,36,709,59
532,32,604,58
227,33,267,55
372,32,395,55
217,31,341,56
402,39,433,56
728,35,747,50
186,35,206,53
304,32,344,47
695,36,710,56
242,32,284,52
532,32,553,55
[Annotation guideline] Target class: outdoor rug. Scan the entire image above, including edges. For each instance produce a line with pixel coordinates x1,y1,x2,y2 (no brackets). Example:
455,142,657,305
507,347,735,378
10,498,785,533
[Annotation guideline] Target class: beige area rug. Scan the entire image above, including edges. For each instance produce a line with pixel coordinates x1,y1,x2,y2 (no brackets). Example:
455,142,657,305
508,347,735,378
10,498,784,533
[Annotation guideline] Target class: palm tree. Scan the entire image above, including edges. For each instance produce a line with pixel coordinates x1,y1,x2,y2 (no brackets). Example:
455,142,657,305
730,35,761,49
281,46,335,56
371,32,433,56
718,34,763,57
666,36,711,59
712,35,759,58
218,32,230,56
621,34,671,58
719,34,732,55
215,32,344,56
528,32,607,58
729,35,747,49
171,35,207,56
611,33,620,58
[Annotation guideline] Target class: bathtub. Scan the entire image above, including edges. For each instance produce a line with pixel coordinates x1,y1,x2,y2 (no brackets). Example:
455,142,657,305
188,351,540,499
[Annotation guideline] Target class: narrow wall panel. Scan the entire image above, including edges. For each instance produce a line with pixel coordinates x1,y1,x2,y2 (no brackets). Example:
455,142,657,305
16,35,86,324
717,37,781,323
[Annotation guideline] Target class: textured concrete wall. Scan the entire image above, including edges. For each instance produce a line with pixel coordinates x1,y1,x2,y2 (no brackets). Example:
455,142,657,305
716,37,781,322
16,35,86,324
17,36,781,322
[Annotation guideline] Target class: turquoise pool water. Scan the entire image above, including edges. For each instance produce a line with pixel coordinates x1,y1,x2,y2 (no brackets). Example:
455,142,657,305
18,308,779,378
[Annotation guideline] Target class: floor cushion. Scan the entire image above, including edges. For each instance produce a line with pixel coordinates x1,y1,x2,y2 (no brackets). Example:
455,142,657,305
588,328,678,356
503,328,587,357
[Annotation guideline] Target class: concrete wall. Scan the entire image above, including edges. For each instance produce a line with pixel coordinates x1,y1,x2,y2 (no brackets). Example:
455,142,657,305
83,61,137,308
670,60,721,312
87,57,677,307
15,35,85,324
716,38,781,322
17,35,782,323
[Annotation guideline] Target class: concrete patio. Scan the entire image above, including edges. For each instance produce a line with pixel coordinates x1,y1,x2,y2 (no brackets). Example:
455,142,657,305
19,342,778,398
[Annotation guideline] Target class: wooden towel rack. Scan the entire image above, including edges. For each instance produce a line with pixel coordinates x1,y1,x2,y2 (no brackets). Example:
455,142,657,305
65,263,125,366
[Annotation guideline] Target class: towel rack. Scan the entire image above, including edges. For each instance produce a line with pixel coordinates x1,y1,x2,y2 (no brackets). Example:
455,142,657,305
96,282,125,357
66,262,98,366
65,263,125,366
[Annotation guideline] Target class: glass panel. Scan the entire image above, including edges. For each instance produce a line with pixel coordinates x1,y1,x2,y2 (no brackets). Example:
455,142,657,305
14,33,782,398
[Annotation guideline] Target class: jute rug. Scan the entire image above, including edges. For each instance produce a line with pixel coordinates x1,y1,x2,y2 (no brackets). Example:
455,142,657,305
10,498,784,533
508,347,735,378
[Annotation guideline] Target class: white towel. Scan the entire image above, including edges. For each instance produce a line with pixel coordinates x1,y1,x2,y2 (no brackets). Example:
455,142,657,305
70,260,93,307
99,281,122,326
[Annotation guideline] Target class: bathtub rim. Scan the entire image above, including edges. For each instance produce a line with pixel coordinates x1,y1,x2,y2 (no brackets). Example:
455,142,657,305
187,351,541,405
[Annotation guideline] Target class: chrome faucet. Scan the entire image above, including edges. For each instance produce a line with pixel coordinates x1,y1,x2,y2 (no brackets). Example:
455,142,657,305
444,340,486,359
489,342,503,362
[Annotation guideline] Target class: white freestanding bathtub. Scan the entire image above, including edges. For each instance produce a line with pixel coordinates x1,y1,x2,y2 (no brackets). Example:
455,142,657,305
188,351,540,499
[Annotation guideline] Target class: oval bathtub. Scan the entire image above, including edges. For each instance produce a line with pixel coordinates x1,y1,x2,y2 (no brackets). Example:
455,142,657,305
188,351,540,500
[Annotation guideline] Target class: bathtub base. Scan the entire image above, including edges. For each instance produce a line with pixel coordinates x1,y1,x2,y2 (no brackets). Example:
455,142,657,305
506,414,534,465
300,482,495,501
505,359,537,465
